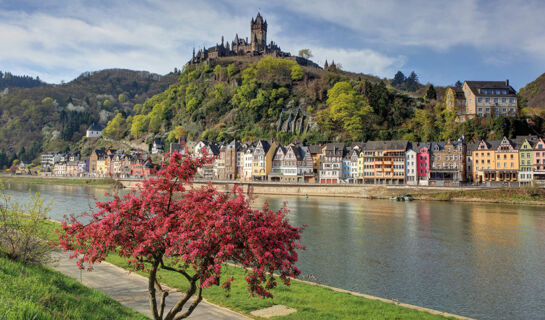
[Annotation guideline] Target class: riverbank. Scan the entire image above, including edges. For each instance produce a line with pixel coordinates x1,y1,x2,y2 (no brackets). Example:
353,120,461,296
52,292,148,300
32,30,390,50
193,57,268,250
0,253,147,320
368,185,545,205
0,175,117,187
37,218,467,320
5,174,545,206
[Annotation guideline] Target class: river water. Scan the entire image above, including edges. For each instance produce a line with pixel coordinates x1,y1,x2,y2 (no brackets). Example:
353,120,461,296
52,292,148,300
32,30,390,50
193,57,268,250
3,181,545,320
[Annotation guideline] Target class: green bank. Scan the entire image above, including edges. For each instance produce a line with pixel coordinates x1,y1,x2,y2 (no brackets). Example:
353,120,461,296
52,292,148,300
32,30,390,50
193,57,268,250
0,252,146,320
0,175,116,187
37,218,457,320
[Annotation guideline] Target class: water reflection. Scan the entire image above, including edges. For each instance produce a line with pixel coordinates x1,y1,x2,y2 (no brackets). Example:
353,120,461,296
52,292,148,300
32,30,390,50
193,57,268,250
2,182,545,320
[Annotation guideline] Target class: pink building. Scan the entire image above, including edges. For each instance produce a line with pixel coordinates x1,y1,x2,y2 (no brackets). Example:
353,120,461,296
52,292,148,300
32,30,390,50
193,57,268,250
416,144,430,185
534,138,545,171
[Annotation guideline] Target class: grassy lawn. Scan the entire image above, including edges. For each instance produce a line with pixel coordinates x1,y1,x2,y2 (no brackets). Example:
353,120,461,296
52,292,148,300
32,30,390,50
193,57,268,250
40,218,455,320
106,254,456,320
0,175,116,187
0,253,147,320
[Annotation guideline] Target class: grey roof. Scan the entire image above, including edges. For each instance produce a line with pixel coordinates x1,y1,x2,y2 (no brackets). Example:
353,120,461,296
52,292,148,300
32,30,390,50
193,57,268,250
364,140,409,151
308,145,323,154
88,123,103,131
466,143,479,152
465,81,517,96
324,143,345,156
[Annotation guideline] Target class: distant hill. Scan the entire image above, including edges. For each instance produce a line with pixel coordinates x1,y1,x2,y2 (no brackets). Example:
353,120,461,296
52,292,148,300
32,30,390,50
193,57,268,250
0,71,45,90
0,69,178,162
519,72,545,111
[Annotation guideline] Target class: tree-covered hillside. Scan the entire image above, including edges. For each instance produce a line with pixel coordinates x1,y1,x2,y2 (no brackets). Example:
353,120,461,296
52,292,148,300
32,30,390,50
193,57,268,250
519,72,545,113
0,69,178,164
106,57,542,147
0,71,45,90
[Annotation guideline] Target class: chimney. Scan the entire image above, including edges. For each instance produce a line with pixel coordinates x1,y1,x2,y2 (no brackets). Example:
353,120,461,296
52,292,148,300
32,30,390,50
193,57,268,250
505,79,509,86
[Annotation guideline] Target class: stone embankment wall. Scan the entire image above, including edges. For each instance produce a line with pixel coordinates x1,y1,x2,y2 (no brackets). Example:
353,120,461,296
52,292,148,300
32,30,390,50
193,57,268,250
118,179,480,198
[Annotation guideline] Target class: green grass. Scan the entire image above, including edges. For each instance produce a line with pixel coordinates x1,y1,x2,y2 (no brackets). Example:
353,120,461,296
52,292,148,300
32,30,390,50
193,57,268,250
105,255,455,320
37,215,456,319
0,176,116,187
0,253,147,320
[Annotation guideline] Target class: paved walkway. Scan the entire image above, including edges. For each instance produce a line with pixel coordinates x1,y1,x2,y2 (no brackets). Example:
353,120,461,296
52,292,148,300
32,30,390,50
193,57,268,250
49,252,250,320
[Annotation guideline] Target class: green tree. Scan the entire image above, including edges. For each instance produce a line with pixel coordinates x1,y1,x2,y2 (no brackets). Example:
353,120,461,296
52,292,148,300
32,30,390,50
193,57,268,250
298,49,313,59
392,71,406,87
168,126,185,142
103,99,113,109
327,81,373,139
406,71,419,92
103,113,127,140
118,93,128,103
130,115,148,137
291,65,304,81
227,63,237,78
425,84,437,100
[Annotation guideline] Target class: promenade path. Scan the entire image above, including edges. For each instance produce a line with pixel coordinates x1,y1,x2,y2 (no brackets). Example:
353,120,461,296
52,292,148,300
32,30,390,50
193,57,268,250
49,251,250,320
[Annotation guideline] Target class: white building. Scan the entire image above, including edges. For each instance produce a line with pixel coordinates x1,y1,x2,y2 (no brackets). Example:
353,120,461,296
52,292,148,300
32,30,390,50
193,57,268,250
405,146,417,185
86,123,103,138
243,147,254,180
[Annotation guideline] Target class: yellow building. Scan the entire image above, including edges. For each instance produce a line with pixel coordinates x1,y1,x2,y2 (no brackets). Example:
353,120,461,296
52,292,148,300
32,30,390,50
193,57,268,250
473,137,519,183
96,157,110,177
251,140,277,181
494,137,519,182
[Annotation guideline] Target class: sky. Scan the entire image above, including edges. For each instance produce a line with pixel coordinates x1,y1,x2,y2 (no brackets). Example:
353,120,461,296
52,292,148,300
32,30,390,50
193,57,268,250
1,0,544,89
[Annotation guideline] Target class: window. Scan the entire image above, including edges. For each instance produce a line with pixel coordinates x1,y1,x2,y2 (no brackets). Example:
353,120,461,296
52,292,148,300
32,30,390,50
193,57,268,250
502,90,507,94
494,98,498,103
478,98,482,102
502,98,506,102
510,98,515,103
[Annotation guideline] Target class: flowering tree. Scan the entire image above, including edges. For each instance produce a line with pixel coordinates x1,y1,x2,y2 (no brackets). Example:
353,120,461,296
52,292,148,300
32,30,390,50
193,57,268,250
58,151,304,320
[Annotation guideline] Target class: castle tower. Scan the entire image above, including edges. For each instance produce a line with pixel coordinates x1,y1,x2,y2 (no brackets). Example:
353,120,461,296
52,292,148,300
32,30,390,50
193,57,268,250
251,12,267,52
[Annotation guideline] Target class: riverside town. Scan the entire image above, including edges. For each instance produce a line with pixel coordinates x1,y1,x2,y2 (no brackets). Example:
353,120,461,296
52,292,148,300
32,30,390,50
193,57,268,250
33,131,545,187
1,5,545,320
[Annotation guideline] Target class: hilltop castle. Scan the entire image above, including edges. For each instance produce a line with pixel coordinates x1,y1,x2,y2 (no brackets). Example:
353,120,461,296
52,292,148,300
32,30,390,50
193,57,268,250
188,13,290,64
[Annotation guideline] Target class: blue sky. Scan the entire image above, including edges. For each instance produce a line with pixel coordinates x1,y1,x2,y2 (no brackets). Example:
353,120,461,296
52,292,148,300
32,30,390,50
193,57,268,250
1,0,544,89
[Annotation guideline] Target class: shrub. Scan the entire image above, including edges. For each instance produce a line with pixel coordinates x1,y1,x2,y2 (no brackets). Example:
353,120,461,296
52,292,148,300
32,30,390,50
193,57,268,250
0,184,54,263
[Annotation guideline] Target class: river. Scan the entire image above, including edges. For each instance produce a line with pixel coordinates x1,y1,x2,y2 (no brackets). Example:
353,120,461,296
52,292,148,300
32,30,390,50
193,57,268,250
2,182,544,320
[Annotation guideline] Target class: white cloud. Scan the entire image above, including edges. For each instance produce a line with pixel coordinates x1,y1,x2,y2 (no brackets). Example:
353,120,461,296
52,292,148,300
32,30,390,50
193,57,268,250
278,0,545,56
1,0,543,84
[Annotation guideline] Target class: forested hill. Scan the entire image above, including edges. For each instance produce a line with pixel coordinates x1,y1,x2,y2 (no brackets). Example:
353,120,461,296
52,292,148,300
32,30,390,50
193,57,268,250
0,69,179,162
0,71,45,90
519,72,545,114
105,56,541,149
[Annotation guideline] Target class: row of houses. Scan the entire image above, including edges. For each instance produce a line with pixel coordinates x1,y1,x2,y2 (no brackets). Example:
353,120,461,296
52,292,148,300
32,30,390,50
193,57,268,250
41,149,155,178
189,135,545,186
40,135,545,186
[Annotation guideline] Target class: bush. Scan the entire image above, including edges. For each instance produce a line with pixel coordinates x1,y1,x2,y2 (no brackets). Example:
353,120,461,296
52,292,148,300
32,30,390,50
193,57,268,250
0,184,54,263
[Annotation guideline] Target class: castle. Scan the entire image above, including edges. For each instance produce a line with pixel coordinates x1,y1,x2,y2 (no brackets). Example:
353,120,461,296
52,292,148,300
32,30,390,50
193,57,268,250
188,13,290,64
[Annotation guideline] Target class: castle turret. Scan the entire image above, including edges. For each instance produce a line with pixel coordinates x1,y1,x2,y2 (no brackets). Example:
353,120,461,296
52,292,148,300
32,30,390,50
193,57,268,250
251,12,267,51
324,60,328,69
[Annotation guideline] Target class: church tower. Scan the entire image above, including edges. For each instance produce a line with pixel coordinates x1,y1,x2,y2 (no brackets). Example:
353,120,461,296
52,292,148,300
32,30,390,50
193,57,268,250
250,12,267,52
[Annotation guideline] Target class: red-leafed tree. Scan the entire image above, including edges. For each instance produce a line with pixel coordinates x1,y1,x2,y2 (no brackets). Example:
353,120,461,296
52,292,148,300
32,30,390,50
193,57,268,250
58,151,304,320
